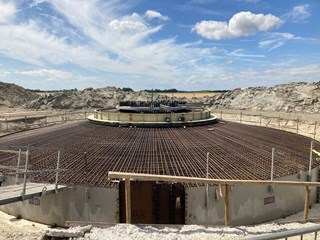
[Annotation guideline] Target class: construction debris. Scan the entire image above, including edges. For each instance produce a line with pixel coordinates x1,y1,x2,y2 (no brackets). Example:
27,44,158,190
43,225,92,238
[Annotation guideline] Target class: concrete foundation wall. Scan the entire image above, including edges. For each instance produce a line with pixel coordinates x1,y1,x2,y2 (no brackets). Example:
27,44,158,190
95,109,211,123
186,168,319,226
0,185,118,227
1,169,318,227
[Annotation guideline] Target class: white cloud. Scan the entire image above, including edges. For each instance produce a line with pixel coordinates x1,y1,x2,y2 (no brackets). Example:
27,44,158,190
0,1,17,23
284,4,311,23
109,13,148,34
20,69,73,79
145,10,169,21
227,49,265,58
259,32,296,51
30,0,45,8
193,11,282,40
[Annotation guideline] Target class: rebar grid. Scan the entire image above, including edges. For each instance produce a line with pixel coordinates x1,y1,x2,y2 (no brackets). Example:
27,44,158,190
0,121,318,187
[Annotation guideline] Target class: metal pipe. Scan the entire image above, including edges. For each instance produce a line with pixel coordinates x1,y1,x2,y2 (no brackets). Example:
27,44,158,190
55,150,61,193
244,223,320,240
21,148,29,200
206,152,209,179
271,148,275,181
206,152,209,207
15,148,21,185
309,141,314,176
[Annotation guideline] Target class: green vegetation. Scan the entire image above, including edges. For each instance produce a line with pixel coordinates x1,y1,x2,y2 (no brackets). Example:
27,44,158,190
118,87,134,92
144,89,229,93
28,88,78,93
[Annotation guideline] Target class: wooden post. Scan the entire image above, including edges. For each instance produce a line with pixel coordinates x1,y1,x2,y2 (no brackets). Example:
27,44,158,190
296,118,299,134
304,186,311,221
125,179,132,223
314,122,317,140
278,116,280,129
220,110,222,119
224,184,230,226
5,118,8,132
24,115,27,128
65,112,67,123
240,112,242,123
84,110,87,119
44,115,47,126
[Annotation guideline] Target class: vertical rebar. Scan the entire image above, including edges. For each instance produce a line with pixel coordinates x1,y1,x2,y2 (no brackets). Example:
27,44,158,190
309,141,314,176
55,150,61,193
15,148,21,185
21,148,29,200
259,114,262,126
271,148,275,181
206,152,209,207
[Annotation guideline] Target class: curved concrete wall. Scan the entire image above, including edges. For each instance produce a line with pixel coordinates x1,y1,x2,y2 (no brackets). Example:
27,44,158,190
0,184,118,227
186,168,319,226
0,169,318,226
93,109,212,123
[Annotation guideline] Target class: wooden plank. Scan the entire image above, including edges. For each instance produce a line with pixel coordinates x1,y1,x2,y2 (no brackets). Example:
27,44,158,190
108,172,320,187
125,179,131,223
224,185,230,226
304,186,311,221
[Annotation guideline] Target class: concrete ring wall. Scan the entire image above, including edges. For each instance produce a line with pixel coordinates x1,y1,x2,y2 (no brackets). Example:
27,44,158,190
93,109,212,123
0,168,318,227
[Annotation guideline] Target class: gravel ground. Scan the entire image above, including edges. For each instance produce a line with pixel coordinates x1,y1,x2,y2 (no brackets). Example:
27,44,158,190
0,210,47,240
2,204,320,240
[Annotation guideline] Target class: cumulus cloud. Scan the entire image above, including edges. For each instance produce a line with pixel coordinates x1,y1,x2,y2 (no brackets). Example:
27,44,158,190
0,0,222,86
284,4,311,23
193,11,282,40
0,1,17,23
109,13,148,33
145,10,169,21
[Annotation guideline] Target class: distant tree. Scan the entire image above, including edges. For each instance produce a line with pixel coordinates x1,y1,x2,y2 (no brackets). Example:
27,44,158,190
121,87,133,92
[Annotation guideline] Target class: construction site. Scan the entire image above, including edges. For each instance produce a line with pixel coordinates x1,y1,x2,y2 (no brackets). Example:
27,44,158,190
0,101,319,230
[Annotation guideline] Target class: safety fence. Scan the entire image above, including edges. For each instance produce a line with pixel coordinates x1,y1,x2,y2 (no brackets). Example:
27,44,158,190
0,110,94,135
212,109,319,141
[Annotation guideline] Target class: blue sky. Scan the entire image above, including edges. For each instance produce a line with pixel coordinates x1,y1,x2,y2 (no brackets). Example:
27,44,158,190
0,0,319,91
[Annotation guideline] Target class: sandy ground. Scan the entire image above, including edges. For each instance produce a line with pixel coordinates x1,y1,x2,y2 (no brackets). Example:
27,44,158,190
0,210,47,240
